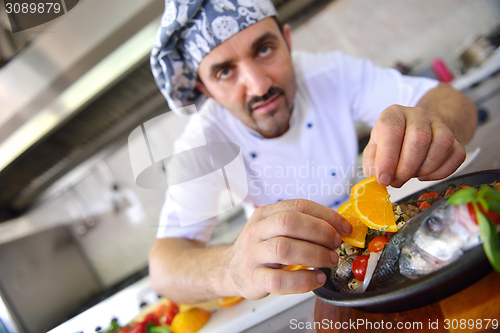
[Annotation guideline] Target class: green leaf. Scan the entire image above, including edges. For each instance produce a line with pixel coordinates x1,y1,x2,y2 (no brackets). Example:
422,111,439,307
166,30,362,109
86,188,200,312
485,187,500,201
447,187,477,206
474,204,500,273
487,200,500,214
478,197,489,212
152,327,172,333
147,324,171,333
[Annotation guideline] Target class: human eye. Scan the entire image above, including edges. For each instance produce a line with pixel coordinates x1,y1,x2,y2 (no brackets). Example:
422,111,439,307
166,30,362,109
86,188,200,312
258,45,272,57
216,67,233,80
259,46,271,56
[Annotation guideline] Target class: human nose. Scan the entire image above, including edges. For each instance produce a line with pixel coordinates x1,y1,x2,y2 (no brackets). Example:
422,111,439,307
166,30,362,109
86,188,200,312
240,61,272,97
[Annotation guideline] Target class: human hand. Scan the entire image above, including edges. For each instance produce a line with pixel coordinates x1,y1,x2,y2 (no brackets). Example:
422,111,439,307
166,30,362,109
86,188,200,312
362,105,466,188
226,199,352,300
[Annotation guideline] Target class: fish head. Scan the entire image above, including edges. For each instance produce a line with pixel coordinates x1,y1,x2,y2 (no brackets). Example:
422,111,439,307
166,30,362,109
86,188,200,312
398,199,479,279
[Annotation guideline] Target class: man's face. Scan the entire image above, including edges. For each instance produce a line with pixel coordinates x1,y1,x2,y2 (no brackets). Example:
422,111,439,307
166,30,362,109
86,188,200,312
196,17,296,138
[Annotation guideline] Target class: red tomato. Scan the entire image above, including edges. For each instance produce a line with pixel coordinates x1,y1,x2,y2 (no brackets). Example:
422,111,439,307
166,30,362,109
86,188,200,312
444,185,470,196
162,301,179,326
153,304,166,318
417,192,440,210
352,255,369,281
142,312,160,326
368,236,389,253
467,203,500,225
128,321,147,333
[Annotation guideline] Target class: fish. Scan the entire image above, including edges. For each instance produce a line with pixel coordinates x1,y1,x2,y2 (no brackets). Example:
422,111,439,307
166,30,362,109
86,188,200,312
366,198,481,291
330,197,482,293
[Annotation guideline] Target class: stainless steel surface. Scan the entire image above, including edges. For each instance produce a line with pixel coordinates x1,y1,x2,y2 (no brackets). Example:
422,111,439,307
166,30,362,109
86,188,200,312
0,290,21,333
0,226,102,333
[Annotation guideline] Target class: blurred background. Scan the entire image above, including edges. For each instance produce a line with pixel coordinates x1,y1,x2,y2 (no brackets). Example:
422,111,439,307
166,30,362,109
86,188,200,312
0,0,499,332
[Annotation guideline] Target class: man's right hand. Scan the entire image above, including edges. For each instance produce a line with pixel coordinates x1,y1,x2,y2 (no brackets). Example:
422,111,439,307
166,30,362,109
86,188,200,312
226,199,352,300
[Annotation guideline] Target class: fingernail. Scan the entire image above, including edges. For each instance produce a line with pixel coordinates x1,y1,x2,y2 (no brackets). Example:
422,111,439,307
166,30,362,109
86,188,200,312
333,233,342,248
418,176,428,181
330,251,338,265
342,220,352,234
317,272,326,284
380,173,392,186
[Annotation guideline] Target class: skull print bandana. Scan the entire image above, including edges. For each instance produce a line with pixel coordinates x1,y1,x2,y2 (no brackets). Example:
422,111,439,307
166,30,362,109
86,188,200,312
150,0,278,115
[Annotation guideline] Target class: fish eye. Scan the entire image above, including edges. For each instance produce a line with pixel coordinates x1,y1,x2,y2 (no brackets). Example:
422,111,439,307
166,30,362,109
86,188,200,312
426,216,443,234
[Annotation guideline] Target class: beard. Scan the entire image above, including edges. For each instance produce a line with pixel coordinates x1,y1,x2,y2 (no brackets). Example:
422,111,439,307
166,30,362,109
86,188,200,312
246,86,293,136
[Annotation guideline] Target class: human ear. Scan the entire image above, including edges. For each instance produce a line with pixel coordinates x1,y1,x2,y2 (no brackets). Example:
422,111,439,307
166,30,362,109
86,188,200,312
195,78,213,98
282,24,292,51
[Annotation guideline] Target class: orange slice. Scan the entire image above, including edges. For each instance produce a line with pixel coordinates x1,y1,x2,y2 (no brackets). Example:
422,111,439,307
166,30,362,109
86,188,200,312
284,265,311,271
351,176,397,232
216,296,244,307
170,307,211,333
337,201,369,248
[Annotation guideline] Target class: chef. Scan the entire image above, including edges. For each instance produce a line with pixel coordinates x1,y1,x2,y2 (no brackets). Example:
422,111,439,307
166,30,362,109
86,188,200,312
148,0,477,304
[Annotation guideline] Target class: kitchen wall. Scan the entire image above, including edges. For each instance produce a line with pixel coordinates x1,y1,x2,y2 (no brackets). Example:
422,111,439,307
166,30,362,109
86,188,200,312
292,0,500,72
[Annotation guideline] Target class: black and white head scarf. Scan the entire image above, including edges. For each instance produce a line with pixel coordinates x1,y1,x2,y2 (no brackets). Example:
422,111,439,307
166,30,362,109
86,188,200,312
150,0,278,115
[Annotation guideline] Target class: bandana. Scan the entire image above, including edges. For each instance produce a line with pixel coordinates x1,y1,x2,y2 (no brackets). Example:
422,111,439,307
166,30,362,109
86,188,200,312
150,0,278,115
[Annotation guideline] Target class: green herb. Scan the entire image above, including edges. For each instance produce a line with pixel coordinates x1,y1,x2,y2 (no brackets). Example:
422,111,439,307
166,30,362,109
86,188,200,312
148,324,171,333
100,318,122,333
474,203,500,272
448,186,500,272
347,257,354,264
405,253,412,260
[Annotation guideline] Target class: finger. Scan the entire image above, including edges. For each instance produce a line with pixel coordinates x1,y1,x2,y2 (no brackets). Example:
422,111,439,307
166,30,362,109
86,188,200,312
254,199,352,236
418,140,466,181
362,129,377,178
416,121,455,176
373,107,406,186
256,211,343,250
254,237,339,268
391,112,432,187
253,266,327,296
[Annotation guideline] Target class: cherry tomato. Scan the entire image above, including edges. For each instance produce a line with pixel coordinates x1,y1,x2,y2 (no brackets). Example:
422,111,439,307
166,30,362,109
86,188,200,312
352,255,369,281
417,192,440,210
467,203,500,225
368,236,389,253
444,185,469,197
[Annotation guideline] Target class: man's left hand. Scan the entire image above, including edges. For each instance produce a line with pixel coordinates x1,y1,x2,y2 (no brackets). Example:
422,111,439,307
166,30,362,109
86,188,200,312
362,105,466,188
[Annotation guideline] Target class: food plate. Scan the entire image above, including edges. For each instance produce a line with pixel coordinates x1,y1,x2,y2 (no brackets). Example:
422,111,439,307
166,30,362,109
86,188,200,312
313,170,500,312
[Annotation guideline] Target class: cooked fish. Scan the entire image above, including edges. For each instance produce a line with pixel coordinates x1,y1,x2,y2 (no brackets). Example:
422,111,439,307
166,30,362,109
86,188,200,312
367,198,480,291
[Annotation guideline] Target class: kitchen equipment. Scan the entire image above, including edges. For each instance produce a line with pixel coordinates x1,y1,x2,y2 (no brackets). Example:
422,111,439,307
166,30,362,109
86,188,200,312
313,170,500,312
460,36,495,69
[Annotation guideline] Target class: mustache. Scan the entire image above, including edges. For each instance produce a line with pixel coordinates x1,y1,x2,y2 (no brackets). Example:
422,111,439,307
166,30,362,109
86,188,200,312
246,87,285,113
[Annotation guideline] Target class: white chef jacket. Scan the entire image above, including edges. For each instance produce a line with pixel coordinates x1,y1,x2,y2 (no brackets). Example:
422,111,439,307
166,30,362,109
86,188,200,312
156,51,438,242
